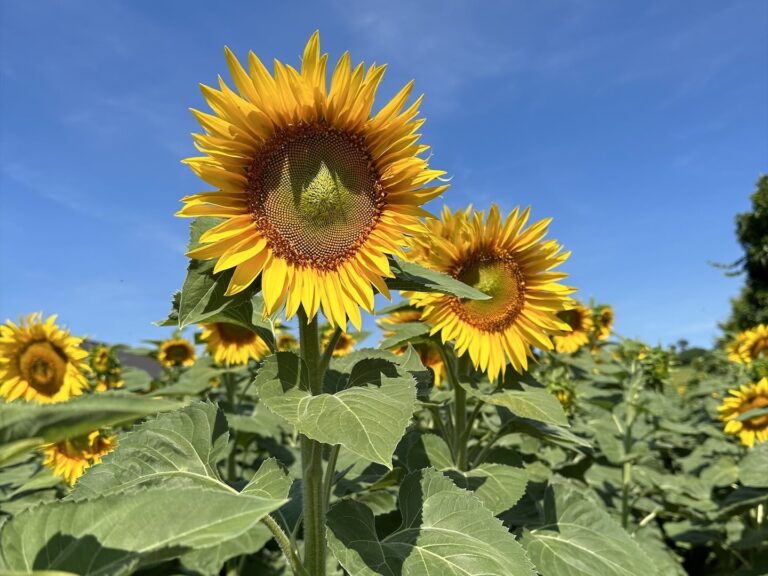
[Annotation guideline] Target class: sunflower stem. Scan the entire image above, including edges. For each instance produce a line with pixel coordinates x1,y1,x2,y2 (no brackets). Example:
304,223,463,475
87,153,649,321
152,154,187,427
298,310,327,576
223,365,238,483
441,346,469,470
319,326,343,375
262,514,310,576
621,361,641,529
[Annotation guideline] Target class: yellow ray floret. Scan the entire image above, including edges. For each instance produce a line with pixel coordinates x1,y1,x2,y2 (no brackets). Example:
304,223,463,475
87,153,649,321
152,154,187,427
593,305,614,341
199,322,269,365
728,324,768,365
42,430,116,486
553,304,594,354
408,204,575,381
176,32,447,330
718,377,768,447
320,324,359,357
158,337,197,368
378,309,446,388
0,313,89,404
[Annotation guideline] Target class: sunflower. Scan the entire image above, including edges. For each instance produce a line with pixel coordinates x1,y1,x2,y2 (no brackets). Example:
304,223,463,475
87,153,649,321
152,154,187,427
378,309,446,388
594,305,614,341
42,430,116,486
158,337,197,368
741,325,768,365
90,345,112,373
0,313,89,403
719,378,768,447
277,333,299,352
199,322,269,365
408,205,574,381
320,324,358,357
552,305,593,354
727,331,751,364
176,32,447,331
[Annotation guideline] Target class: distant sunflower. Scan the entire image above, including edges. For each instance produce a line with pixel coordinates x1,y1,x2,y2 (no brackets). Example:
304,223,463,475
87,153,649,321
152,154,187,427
176,32,447,330
727,331,751,364
554,388,574,412
158,338,197,368
594,305,614,340
719,378,768,447
199,322,269,365
378,309,446,388
409,205,574,381
552,305,593,354
42,430,116,486
90,345,112,373
741,325,768,365
321,324,358,357
0,313,89,403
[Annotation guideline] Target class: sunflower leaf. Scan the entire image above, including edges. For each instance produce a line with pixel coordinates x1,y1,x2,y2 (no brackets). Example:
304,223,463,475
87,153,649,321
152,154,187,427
327,468,535,576
386,256,490,300
0,393,184,466
254,352,417,468
379,321,431,350
520,479,659,576
740,443,768,487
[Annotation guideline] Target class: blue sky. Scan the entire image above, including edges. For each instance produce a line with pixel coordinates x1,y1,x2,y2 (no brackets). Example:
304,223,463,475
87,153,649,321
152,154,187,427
1,0,766,348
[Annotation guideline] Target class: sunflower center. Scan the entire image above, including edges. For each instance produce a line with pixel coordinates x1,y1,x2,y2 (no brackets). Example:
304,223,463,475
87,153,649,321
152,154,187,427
165,344,193,364
19,342,67,396
216,323,257,345
450,253,526,332
558,309,584,332
247,123,384,270
741,395,768,429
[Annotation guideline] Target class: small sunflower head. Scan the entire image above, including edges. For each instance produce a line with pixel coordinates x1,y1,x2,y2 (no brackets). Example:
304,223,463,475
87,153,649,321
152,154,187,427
0,313,89,403
176,32,448,330
378,309,446,388
408,204,574,381
552,304,594,354
158,337,197,368
719,377,768,447
42,430,116,486
593,305,614,341
728,325,768,365
199,322,269,365
320,324,359,357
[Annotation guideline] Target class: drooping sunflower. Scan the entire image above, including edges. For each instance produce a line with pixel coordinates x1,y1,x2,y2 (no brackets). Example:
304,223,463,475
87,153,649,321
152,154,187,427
594,305,614,341
199,322,269,365
320,324,358,357
158,337,197,368
0,313,89,403
552,305,594,354
176,32,447,331
378,309,446,388
42,430,116,486
408,205,574,381
719,377,768,447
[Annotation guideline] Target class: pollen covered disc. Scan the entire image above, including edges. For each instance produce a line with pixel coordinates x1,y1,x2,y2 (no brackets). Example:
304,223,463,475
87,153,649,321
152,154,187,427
450,254,526,332
248,123,383,270
20,341,67,395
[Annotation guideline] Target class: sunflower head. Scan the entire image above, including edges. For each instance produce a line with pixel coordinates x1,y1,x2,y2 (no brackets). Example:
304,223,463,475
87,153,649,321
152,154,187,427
727,331,751,364
719,377,768,447
594,305,614,341
0,313,89,404
176,32,447,331
199,322,269,365
42,430,116,486
408,204,573,381
552,305,594,354
378,309,446,388
158,337,197,368
320,324,359,357
89,345,113,374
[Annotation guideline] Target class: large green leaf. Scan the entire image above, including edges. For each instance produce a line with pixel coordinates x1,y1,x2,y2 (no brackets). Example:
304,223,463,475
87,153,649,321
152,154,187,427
386,257,490,300
740,443,768,487
0,485,286,576
521,479,658,576
0,393,184,465
254,353,417,467
327,468,534,576
379,321,431,350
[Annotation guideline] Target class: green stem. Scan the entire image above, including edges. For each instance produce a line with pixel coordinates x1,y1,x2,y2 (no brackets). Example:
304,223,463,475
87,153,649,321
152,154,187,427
440,347,469,470
323,444,341,510
621,362,640,529
298,310,326,576
224,366,238,482
262,514,310,576
319,326,343,375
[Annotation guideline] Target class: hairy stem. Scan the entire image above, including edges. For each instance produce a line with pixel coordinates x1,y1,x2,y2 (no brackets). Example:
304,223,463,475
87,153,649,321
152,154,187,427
621,363,641,530
298,310,326,576
262,514,310,576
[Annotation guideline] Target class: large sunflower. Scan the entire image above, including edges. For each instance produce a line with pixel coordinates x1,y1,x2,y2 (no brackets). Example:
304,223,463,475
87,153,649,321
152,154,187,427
378,309,446,388
552,305,594,354
176,32,447,330
594,305,614,341
199,322,269,365
741,325,768,364
719,378,768,447
0,313,89,403
158,337,197,368
42,430,116,486
408,205,574,381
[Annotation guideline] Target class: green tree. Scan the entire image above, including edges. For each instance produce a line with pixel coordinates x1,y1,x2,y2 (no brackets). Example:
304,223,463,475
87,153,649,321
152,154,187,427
721,175,768,333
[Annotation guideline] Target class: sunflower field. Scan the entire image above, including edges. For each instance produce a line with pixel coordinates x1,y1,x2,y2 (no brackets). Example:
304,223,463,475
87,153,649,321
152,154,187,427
1,33,767,576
